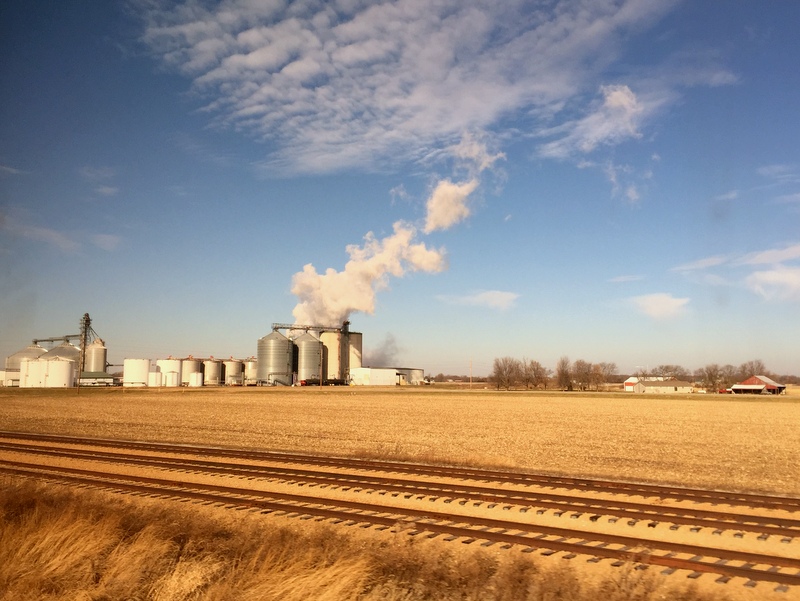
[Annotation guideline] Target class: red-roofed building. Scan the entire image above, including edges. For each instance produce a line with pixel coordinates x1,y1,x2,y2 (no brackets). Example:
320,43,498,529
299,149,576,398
731,375,786,395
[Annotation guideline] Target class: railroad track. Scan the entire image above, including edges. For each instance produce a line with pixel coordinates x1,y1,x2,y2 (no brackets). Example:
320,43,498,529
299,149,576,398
1,431,798,592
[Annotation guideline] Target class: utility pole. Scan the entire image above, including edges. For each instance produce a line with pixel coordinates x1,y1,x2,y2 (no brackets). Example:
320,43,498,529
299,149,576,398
77,313,91,391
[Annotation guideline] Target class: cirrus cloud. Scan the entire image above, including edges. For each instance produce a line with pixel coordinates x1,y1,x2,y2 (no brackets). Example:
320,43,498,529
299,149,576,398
630,292,689,319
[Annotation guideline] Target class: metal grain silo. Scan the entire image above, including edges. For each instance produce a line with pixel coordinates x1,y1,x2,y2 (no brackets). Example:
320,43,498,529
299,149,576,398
85,339,108,373
203,359,222,386
6,344,47,371
123,358,150,387
295,332,322,382
40,342,80,363
20,358,44,388
156,358,182,387
257,331,294,385
181,358,202,386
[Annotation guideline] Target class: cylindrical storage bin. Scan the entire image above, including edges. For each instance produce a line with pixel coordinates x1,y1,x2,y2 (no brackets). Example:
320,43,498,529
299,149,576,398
257,331,294,385
296,332,322,382
223,360,243,385
148,372,163,387
189,371,204,387
156,358,182,387
123,359,150,387
85,339,107,373
203,359,222,386
243,358,258,385
348,331,363,371
44,358,75,388
20,358,44,388
320,331,342,381
181,359,202,385
6,344,47,371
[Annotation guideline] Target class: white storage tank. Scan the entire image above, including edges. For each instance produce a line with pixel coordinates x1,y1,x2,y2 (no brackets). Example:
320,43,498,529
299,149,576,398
85,339,107,373
189,371,204,387
44,358,75,388
20,358,44,388
181,358,202,386
123,358,150,387
203,359,222,386
295,332,322,382
156,358,182,387
41,342,80,363
223,359,243,385
243,358,258,385
148,372,163,387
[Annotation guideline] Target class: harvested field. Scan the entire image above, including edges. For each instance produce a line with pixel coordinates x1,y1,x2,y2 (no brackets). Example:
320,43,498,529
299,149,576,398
1,386,798,495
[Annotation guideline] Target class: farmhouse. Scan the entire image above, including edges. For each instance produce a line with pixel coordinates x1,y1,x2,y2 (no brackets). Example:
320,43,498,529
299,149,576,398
731,375,786,395
633,379,693,394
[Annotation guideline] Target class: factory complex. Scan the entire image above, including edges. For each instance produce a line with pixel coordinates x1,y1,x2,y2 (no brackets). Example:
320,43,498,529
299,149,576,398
1,314,425,388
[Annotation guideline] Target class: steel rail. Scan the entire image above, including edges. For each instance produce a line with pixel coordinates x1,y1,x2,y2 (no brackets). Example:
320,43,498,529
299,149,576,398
1,430,798,512
1,459,799,590
1,439,798,539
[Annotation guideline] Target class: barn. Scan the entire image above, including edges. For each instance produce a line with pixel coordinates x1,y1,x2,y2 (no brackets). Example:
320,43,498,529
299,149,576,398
731,375,786,395
633,379,693,394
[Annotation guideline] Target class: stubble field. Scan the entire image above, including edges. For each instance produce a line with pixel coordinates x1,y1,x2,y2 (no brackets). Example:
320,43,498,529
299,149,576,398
1,385,799,494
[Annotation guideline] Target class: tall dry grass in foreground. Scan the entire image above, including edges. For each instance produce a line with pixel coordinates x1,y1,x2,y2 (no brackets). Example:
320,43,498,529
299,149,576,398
0,481,725,601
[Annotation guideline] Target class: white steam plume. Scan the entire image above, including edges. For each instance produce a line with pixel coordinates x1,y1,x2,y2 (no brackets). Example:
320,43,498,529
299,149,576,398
291,133,503,325
291,221,446,325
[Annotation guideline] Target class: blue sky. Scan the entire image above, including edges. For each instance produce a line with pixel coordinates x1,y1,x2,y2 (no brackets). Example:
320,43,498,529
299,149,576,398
1,0,799,377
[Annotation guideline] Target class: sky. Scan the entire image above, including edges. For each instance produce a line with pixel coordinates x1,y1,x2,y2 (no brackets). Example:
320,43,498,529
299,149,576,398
1,0,799,377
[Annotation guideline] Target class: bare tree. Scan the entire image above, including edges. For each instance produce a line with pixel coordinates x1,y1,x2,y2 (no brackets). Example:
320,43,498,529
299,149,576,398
530,361,550,390
654,364,689,380
520,358,537,389
492,357,521,391
596,362,617,390
556,356,572,391
573,360,592,391
720,364,738,388
699,364,722,391
738,359,768,380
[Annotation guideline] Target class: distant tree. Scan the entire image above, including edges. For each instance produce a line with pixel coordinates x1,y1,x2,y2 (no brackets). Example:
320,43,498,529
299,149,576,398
699,364,722,391
492,357,521,391
556,356,572,391
595,362,617,390
573,360,592,391
520,358,537,389
654,364,689,380
720,364,738,388
530,361,550,390
738,359,768,381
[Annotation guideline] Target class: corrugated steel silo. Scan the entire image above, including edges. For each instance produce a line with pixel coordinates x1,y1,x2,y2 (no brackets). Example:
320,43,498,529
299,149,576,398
5,344,47,371
296,332,322,382
181,359,202,385
85,339,108,373
203,359,222,386
257,331,294,385
40,342,80,363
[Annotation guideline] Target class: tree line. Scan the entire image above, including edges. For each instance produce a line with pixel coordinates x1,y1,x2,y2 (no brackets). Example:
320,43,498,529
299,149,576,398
490,356,791,391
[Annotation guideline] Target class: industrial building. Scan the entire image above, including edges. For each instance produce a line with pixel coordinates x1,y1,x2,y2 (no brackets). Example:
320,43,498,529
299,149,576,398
3,315,425,388
731,375,786,395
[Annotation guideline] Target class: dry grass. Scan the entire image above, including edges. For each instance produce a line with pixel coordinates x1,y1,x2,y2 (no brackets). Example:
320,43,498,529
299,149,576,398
1,386,799,494
0,480,729,601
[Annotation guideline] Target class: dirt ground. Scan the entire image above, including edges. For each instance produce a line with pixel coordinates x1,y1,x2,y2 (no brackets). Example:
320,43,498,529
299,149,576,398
1,385,798,495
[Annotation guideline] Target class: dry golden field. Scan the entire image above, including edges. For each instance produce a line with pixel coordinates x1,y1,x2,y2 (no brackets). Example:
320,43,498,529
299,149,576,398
1,385,799,495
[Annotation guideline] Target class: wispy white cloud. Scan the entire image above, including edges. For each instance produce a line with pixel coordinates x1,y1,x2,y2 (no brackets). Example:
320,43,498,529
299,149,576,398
715,190,739,201
745,267,800,302
138,0,682,174
91,234,122,251
95,186,119,197
79,166,116,181
5,220,80,253
671,255,728,272
0,164,27,176
630,292,689,319
737,243,800,265
757,164,798,182
437,290,520,311
609,275,643,283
